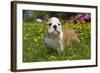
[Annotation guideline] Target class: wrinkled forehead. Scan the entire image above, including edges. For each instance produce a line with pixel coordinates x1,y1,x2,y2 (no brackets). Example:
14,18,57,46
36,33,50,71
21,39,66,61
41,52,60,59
47,17,61,24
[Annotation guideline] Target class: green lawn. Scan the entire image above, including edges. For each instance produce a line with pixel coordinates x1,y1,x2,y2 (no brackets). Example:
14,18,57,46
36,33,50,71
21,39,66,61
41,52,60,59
23,22,91,62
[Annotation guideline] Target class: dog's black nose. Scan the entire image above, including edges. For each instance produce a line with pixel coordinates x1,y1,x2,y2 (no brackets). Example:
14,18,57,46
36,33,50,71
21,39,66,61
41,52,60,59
53,25,57,30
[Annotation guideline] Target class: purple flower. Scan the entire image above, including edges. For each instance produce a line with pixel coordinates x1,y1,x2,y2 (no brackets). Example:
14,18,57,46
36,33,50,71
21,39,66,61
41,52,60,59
71,13,91,24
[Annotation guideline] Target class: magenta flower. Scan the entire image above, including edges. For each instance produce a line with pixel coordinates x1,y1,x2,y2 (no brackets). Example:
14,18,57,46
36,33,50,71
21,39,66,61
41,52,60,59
72,13,91,24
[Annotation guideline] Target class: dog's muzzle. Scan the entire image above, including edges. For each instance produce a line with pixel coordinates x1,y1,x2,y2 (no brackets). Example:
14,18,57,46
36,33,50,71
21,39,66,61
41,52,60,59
53,25,57,30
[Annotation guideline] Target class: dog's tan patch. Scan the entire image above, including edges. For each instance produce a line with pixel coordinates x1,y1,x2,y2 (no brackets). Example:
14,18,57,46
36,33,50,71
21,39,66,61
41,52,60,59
63,29,80,47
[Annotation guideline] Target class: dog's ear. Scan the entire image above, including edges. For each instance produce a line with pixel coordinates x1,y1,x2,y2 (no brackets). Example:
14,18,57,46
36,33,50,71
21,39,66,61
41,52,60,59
44,19,49,24
43,15,49,24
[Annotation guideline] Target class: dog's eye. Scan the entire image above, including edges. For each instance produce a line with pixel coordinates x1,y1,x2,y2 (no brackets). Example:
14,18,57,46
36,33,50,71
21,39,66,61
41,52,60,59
58,23,60,25
48,23,52,26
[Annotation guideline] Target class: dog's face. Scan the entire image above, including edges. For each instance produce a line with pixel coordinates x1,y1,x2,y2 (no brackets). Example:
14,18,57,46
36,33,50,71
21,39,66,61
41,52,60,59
46,17,62,34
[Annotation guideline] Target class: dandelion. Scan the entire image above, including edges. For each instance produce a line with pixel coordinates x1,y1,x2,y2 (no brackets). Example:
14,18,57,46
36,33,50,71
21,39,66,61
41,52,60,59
34,38,38,42
50,55,56,59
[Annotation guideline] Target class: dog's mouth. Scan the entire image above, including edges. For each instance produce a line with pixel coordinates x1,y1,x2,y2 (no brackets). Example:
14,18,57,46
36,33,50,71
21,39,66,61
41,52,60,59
47,29,60,35
48,30,60,39
53,30,60,34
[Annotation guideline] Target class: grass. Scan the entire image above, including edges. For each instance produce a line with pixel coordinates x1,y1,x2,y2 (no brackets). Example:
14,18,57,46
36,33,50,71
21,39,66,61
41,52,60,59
23,21,91,62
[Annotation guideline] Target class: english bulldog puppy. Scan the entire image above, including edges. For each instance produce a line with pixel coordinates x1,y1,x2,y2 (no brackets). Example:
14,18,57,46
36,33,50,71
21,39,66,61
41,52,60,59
44,17,80,54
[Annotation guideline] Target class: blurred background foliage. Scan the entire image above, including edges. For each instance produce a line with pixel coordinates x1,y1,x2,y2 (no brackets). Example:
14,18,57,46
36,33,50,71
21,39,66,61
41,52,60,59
23,10,91,62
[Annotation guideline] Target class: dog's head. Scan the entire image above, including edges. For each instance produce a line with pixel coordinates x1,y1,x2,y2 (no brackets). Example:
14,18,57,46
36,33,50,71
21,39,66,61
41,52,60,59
46,17,62,34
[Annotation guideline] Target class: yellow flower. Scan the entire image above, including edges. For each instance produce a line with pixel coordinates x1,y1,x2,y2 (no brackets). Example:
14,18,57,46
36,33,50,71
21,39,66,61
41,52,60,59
34,38,38,42
50,56,56,59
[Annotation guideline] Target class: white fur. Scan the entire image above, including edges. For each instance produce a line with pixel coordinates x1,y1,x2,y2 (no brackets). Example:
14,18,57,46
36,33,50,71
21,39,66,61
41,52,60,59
59,30,64,52
44,17,64,53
